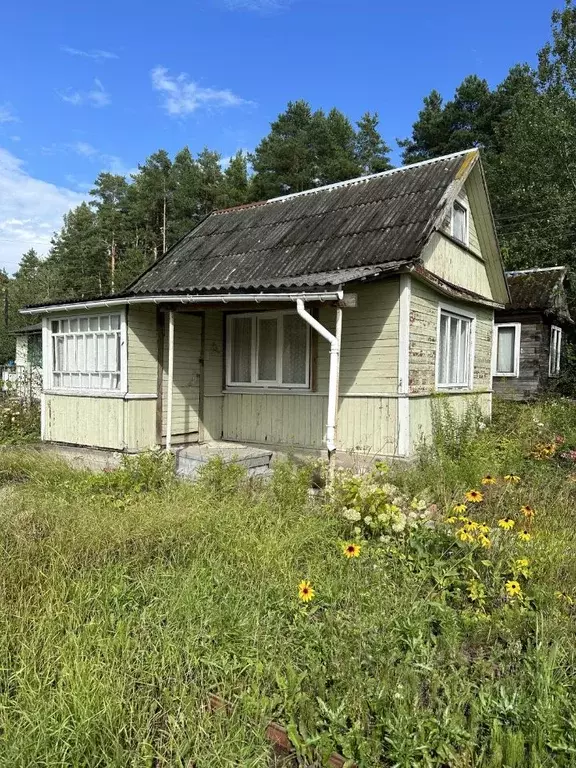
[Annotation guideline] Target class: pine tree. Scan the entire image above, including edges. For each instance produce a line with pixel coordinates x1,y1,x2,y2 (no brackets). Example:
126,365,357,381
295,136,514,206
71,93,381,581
222,151,249,208
355,112,392,174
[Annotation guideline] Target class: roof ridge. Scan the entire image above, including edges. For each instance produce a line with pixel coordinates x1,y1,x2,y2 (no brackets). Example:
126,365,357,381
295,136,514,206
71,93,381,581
211,149,478,216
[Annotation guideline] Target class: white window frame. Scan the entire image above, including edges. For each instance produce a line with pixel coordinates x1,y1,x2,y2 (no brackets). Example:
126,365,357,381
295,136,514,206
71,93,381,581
493,322,521,378
226,310,311,390
44,310,127,396
451,199,469,247
549,325,562,377
435,303,475,391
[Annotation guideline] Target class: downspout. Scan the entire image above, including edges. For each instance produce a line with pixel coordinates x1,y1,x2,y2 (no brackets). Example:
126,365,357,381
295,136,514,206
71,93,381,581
296,299,342,475
165,310,175,453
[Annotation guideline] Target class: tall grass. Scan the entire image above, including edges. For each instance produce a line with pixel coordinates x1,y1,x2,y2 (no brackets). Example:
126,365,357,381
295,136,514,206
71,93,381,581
1,401,576,766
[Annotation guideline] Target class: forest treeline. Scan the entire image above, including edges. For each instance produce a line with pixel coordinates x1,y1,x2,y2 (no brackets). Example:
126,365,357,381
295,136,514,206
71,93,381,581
2,0,576,363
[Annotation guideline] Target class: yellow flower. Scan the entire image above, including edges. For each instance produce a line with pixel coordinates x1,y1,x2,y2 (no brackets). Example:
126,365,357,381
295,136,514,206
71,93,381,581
505,580,522,598
498,518,516,530
465,490,484,503
464,521,479,532
458,516,470,523
298,580,315,602
515,558,530,569
478,523,490,534
481,475,497,485
456,528,474,543
478,534,492,549
520,505,535,518
555,591,574,605
504,474,521,484
342,542,361,559
453,503,467,514
518,530,532,542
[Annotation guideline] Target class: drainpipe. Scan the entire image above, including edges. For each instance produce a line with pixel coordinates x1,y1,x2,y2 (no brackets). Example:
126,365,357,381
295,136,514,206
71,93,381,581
165,310,175,453
296,299,342,475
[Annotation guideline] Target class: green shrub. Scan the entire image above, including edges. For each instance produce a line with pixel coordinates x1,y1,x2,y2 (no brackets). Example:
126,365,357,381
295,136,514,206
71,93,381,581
0,399,40,445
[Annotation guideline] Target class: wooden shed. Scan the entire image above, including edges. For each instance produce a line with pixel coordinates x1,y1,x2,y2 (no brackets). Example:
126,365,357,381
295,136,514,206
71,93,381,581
493,267,573,400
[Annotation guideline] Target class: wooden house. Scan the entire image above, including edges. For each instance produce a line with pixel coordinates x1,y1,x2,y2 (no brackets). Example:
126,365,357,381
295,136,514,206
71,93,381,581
21,149,509,466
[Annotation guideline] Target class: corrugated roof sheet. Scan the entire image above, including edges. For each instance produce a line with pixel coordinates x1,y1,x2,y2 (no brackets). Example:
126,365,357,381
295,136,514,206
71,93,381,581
124,151,476,296
505,267,572,322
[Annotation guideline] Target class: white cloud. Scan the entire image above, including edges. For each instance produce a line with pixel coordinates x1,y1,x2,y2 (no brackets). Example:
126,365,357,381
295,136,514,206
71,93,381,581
151,66,252,116
61,46,118,60
72,141,99,158
0,104,18,124
0,148,84,274
58,79,111,108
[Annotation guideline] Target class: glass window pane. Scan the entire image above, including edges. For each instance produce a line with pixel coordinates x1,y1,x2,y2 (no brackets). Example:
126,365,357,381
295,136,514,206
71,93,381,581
61,319,69,333
453,202,467,243
89,317,99,331
230,317,252,383
282,314,307,384
106,334,118,371
496,327,515,374
460,320,469,383
65,336,75,371
51,320,59,333
79,317,89,332
449,317,459,384
96,335,107,372
110,314,120,330
438,314,449,384
99,316,110,331
257,317,278,381
54,337,64,371
70,318,79,332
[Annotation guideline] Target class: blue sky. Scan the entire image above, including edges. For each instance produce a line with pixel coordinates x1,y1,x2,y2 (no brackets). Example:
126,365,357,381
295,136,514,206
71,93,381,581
0,0,560,274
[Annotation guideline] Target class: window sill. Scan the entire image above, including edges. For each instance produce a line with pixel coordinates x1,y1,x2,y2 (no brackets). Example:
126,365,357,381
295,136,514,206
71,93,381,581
224,387,311,395
436,385,473,393
44,389,127,399
493,373,519,378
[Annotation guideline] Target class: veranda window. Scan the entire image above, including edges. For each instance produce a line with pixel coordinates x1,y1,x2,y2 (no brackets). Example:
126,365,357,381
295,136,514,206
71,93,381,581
493,323,521,377
50,313,124,391
226,310,310,388
437,307,474,388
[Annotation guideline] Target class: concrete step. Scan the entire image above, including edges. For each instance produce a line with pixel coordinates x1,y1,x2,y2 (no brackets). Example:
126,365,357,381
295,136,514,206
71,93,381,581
174,442,273,480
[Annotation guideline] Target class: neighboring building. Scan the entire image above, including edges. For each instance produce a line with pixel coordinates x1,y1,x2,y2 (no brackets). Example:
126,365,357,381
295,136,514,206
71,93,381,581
0,323,42,400
22,149,509,463
13,323,43,369
493,267,573,400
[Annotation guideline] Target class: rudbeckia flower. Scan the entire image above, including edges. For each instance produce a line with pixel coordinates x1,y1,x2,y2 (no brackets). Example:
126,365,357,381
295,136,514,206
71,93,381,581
481,475,497,485
298,580,315,602
342,542,361,559
520,505,535,518
456,528,474,543
498,518,515,530
504,474,521,484
453,503,467,514
518,530,532,542
465,490,484,503
505,580,522,598
478,534,492,549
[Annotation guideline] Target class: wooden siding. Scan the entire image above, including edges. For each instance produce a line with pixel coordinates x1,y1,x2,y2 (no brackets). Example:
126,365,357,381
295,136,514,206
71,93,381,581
125,399,157,451
203,311,224,441
222,393,398,455
421,232,493,300
409,393,491,454
127,305,158,394
317,279,399,394
493,313,560,400
409,278,493,395
161,313,201,442
44,394,124,449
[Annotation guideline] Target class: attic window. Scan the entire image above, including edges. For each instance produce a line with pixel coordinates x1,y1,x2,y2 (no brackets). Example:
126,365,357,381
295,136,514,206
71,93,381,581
493,323,521,377
452,201,469,245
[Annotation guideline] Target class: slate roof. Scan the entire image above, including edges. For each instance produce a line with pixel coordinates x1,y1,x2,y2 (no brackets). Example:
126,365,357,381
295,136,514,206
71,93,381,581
505,267,572,323
124,150,478,297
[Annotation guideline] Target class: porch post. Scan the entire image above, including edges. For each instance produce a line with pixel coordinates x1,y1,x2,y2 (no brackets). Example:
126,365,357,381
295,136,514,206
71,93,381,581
165,310,175,452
